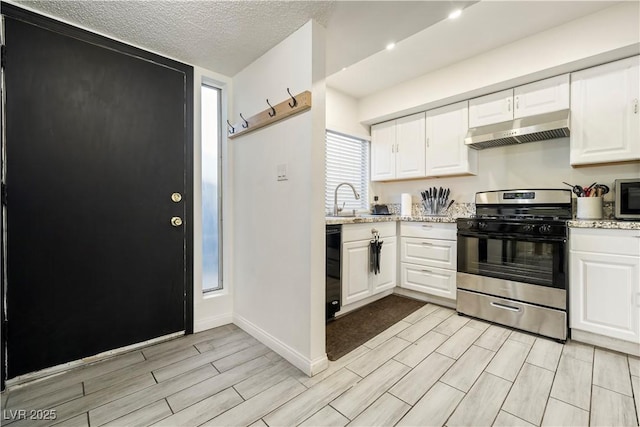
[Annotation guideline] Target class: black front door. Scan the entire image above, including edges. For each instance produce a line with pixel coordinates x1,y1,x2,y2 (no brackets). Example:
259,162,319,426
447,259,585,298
3,10,193,379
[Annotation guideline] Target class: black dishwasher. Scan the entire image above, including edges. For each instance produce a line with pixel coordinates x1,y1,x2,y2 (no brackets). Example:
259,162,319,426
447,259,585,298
326,225,341,321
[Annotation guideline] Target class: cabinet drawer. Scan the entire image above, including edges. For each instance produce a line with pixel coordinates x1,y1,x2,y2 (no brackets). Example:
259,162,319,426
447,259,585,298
400,262,456,300
400,222,456,240
343,222,396,243
570,228,640,256
457,289,567,341
401,237,456,270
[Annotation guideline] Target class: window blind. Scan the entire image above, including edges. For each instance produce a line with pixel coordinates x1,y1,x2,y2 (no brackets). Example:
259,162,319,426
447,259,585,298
325,131,369,213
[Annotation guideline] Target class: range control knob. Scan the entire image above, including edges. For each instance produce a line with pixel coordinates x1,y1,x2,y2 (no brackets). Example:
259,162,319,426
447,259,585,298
522,224,535,233
478,222,488,230
458,220,475,230
539,224,553,234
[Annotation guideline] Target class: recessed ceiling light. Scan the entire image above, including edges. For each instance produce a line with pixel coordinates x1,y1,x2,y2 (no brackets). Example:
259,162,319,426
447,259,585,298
342,67,347,71
448,9,462,19
386,42,396,51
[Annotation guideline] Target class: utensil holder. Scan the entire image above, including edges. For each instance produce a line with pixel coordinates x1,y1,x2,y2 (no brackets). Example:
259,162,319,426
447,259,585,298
577,197,603,220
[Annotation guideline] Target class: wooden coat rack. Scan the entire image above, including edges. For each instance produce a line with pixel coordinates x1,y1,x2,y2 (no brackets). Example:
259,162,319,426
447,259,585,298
227,89,312,139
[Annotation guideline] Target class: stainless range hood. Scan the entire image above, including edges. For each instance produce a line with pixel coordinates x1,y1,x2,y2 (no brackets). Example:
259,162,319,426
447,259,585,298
465,109,570,150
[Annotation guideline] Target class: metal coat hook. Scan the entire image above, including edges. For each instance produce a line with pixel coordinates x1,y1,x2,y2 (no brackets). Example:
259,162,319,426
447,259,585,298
239,113,249,128
287,88,298,108
266,99,276,117
226,120,235,134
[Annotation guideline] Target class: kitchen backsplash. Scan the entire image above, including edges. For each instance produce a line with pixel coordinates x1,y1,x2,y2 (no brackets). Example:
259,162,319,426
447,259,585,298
377,201,615,219
381,202,475,218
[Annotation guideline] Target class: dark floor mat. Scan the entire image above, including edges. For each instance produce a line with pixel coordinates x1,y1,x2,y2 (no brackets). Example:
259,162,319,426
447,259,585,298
326,294,426,361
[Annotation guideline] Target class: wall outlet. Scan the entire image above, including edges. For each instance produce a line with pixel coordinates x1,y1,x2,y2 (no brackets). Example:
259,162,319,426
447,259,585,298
277,163,288,181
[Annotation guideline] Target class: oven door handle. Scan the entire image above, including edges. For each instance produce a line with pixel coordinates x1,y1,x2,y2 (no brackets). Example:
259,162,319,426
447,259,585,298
457,232,566,243
490,301,522,313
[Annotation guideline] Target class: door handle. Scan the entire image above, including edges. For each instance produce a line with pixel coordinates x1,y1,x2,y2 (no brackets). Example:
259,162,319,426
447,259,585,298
171,192,182,203
171,217,183,227
490,301,521,312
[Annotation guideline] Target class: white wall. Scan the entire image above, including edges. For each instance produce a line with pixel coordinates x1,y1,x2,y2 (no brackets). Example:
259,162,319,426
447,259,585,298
231,20,327,375
358,1,640,124
326,87,370,140
372,138,640,205
192,66,235,332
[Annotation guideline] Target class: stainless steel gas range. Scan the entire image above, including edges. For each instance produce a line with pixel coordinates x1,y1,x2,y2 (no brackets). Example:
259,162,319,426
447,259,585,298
456,189,572,341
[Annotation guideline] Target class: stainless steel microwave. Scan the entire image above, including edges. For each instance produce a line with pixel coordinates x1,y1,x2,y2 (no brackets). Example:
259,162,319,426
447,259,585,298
615,179,640,220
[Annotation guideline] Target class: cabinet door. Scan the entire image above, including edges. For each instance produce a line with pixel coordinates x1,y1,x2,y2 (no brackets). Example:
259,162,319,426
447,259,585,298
570,56,640,165
400,263,456,300
570,251,640,343
514,74,570,118
370,121,396,181
373,236,397,294
469,89,514,127
342,240,372,305
425,101,477,177
395,113,426,179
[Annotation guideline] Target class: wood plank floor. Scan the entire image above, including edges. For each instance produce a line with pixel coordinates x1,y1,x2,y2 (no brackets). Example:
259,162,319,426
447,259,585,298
1,305,639,427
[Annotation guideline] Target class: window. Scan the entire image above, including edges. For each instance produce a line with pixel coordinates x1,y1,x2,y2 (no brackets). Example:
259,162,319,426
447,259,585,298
201,84,222,292
325,130,369,214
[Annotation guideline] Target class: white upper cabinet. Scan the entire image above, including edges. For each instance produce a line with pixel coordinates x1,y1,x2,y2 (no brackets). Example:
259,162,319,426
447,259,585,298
469,75,570,127
370,113,425,181
425,101,477,177
514,74,570,118
370,120,396,181
395,113,426,179
469,89,514,127
570,56,640,166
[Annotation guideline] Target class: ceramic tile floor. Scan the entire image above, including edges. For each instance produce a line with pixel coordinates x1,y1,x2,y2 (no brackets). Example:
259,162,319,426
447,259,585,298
1,303,639,427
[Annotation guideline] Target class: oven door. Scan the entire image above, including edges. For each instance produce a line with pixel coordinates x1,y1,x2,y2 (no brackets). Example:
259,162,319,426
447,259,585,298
457,232,567,290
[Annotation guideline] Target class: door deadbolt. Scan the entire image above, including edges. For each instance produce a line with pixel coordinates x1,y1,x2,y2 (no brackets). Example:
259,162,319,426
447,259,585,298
171,217,183,227
171,192,182,203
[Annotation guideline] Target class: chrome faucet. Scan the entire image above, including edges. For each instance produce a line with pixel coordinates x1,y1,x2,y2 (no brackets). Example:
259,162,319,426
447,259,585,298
333,182,360,216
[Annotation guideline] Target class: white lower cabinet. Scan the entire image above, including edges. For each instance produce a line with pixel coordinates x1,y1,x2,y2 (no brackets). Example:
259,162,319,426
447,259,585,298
342,223,397,306
399,222,457,301
570,228,640,345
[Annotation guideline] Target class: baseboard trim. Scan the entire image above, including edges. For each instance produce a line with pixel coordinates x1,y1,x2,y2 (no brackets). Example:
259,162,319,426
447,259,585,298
5,331,184,390
194,313,233,333
233,314,327,377
571,329,640,356
393,287,456,309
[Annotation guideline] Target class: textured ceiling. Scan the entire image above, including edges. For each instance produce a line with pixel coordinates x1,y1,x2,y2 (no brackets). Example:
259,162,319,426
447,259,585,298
8,0,625,98
11,0,474,79
13,0,336,76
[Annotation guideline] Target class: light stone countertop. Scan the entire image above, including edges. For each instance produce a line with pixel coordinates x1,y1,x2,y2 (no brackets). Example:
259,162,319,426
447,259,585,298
568,220,640,230
325,215,458,225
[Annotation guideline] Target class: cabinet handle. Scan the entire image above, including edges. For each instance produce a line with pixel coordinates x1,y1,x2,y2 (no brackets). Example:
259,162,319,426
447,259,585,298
515,97,519,110
421,225,433,228
634,98,639,114
507,98,511,112
421,269,432,274
426,137,429,148
490,302,522,313
421,242,433,246
396,143,399,153
391,144,394,153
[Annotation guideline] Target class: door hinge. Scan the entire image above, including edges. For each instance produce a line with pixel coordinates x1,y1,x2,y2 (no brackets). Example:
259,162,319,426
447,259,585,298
1,183,6,206
1,45,5,69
